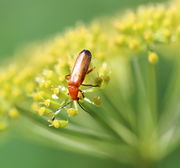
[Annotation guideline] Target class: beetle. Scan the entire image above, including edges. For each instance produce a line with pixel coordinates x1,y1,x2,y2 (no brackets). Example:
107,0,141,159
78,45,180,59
66,49,97,100
51,49,98,120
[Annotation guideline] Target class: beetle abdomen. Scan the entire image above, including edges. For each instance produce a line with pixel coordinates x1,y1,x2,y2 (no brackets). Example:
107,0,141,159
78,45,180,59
68,50,92,87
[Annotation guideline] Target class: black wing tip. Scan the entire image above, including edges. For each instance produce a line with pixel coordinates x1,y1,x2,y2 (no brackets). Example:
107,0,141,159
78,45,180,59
80,49,92,56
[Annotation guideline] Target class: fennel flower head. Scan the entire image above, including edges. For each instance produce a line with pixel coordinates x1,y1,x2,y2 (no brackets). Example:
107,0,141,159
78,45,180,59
1,0,180,166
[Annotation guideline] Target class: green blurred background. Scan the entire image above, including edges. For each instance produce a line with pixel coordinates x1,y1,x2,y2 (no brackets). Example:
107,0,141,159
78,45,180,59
1,0,180,168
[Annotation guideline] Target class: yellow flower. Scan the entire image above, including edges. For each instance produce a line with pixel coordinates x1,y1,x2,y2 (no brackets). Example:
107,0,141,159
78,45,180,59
8,108,19,119
66,108,78,117
50,119,68,128
148,51,158,64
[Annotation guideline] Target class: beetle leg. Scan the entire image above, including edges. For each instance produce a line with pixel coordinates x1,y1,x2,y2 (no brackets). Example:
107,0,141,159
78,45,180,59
50,101,73,121
65,74,70,80
86,67,95,74
79,89,85,98
81,84,99,87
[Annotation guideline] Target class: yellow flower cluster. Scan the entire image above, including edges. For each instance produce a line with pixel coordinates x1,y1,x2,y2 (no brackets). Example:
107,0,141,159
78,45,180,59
30,28,110,127
0,65,20,131
0,1,180,130
0,25,110,129
114,3,180,61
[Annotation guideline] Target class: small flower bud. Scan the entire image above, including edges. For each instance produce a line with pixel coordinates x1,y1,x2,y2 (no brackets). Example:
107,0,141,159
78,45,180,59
44,99,51,107
144,31,153,42
93,96,102,105
8,108,19,118
116,35,126,46
40,80,52,88
33,91,45,101
128,39,140,50
25,82,35,93
38,107,52,116
133,22,145,32
50,119,68,128
66,108,78,117
163,18,172,27
163,29,171,41
53,88,60,95
44,99,61,109
148,51,158,64
31,103,40,112
42,70,53,79
12,88,21,98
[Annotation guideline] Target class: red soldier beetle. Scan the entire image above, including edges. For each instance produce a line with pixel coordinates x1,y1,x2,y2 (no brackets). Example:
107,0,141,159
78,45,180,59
51,49,99,121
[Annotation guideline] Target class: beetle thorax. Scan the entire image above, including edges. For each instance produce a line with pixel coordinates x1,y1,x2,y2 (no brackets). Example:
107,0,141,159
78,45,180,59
68,86,79,100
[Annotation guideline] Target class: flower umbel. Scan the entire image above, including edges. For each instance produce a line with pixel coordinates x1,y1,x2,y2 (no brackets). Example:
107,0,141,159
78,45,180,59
32,49,108,126
1,0,180,167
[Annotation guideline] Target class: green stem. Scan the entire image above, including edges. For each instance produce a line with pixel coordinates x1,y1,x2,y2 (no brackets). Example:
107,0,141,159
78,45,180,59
159,58,180,134
16,105,116,142
148,63,157,125
132,56,157,147
81,103,124,141
16,106,136,164
102,91,136,132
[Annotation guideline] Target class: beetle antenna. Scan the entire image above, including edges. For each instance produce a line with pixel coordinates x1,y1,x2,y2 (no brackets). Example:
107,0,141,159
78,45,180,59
51,101,73,121
77,100,89,113
54,101,73,114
